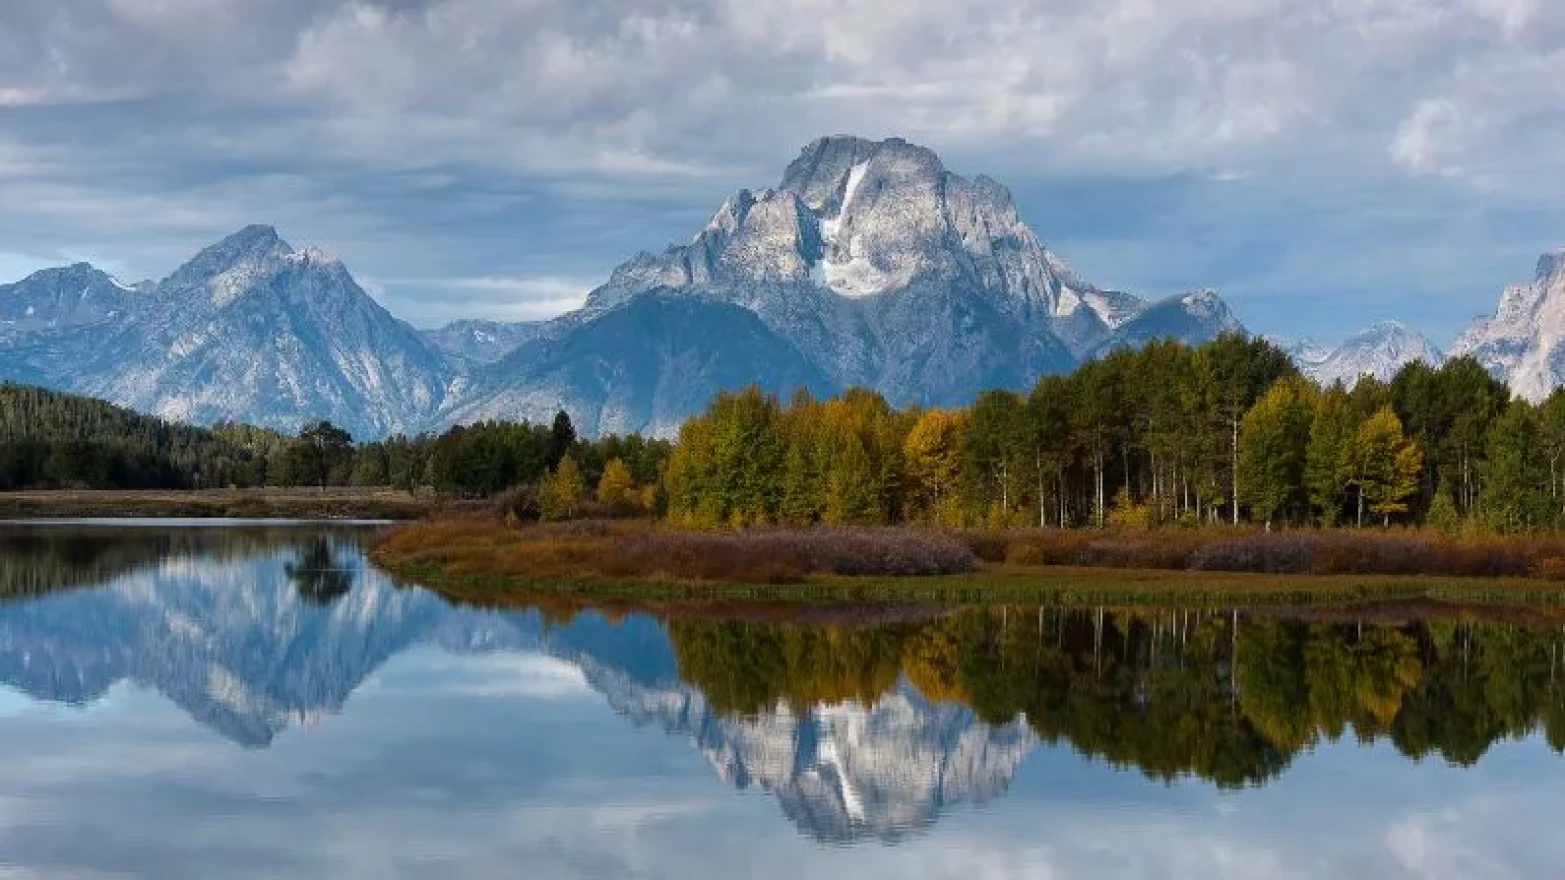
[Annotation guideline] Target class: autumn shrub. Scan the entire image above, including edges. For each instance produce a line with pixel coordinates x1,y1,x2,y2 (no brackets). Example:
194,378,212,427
611,528,978,581
956,526,1565,579
493,484,541,522
377,520,977,584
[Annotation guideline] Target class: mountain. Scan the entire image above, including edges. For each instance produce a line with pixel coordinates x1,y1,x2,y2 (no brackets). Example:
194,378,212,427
0,138,1246,438
446,136,1242,432
0,263,144,384
1091,290,1243,356
422,318,544,366
445,292,834,437
0,226,453,438
1286,320,1444,386
1451,248,1565,401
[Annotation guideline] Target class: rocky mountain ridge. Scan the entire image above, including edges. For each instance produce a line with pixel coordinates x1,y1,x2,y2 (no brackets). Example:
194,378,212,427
14,136,1562,435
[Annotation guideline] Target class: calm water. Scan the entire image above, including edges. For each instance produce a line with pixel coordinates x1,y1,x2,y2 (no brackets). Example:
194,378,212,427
1,523,1562,879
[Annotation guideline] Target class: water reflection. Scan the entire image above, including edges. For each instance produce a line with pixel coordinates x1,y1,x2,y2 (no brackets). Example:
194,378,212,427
0,524,1563,877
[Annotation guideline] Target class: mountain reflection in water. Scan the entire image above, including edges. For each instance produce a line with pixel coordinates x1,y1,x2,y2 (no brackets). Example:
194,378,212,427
0,523,1562,876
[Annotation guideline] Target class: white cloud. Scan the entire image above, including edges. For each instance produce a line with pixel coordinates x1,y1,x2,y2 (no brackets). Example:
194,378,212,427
0,0,1563,335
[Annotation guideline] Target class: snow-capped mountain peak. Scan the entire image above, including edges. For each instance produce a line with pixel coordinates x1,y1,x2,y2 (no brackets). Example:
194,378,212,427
1,137,1248,438
1287,319,1444,386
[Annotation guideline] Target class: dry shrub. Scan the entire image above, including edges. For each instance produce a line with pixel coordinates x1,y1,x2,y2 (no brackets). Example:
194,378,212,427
974,526,1561,579
1532,557,1565,581
611,527,977,582
378,518,1565,584
377,520,977,584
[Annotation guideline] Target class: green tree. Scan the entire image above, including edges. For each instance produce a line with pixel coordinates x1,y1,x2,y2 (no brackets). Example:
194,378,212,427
292,420,353,489
963,390,1028,521
1479,401,1550,532
1350,407,1421,526
1306,388,1356,525
1237,378,1315,528
547,410,577,468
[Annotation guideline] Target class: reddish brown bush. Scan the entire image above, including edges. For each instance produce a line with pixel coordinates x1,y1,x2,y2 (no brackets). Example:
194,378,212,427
377,520,976,584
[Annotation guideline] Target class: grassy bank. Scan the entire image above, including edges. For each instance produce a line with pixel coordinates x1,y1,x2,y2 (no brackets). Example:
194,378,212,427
0,488,443,520
371,519,1565,610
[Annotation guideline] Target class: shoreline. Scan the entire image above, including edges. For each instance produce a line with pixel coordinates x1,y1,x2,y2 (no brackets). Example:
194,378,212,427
371,519,1565,611
382,561,1565,609
0,488,442,521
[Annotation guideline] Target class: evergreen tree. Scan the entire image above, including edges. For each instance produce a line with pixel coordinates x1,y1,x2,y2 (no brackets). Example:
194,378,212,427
548,410,577,468
1479,401,1550,532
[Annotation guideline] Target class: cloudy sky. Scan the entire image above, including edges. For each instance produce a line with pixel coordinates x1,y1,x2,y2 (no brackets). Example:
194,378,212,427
1,0,1562,343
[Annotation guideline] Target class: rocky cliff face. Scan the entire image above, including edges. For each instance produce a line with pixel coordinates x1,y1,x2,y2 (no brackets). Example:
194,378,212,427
1452,249,1565,401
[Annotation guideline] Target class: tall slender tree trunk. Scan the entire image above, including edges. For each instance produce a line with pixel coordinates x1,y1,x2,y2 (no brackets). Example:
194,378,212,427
1036,449,1047,528
1096,452,1106,527
1231,414,1240,525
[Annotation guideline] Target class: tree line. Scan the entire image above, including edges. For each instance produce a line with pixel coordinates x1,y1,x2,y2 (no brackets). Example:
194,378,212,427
0,383,671,508
12,329,1565,533
664,333,1565,532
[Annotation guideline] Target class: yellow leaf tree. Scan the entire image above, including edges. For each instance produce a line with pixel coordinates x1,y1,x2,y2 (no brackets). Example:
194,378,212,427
903,409,967,524
596,457,637,510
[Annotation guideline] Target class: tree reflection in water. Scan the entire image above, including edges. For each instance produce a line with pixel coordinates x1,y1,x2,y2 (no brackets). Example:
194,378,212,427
666,607,1565,787
286,538,356,605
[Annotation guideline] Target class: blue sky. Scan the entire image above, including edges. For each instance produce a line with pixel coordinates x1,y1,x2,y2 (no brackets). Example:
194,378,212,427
1,0,1563,345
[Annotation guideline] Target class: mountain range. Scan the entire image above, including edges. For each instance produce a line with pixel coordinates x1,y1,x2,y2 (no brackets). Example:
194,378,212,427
0,134,1560,436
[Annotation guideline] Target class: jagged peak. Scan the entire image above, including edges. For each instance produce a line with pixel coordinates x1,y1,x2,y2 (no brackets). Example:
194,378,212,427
161,224,295,292
217,224,292,256
1178,289,1232,317
1536,247,1565,281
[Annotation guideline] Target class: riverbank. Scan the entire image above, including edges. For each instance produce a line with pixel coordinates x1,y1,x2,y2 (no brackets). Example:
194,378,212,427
0,488,442,520
371,519,1565,610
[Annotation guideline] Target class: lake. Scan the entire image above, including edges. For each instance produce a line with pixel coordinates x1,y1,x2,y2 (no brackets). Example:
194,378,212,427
0,522,1562,879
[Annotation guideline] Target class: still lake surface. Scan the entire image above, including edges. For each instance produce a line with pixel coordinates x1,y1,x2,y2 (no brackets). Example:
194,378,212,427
0,522,1562,879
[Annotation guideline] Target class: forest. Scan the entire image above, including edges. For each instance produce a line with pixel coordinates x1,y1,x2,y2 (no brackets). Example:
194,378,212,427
663,334,1565,533
0,382,670,508
7,330,1565,535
